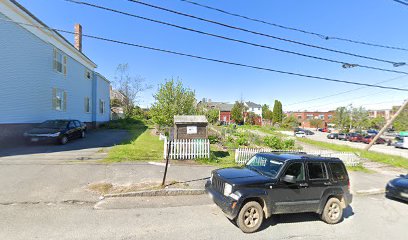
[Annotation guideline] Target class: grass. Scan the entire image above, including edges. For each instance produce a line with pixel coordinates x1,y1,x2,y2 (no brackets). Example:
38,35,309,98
346,165,375,173
196,144,237,168
298,138,408,169
104,120,163,162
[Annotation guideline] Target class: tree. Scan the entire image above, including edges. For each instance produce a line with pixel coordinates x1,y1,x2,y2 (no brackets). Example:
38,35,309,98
272,100,283,124
205,108,219,124
333,106,350,131
246,112,257,125
369,116,386,130
309,118,324,129
262,104,273,121
393,105,408,131
282,115,299,129
351,106,370,131
112,64,151,117
150,79,197,127
231,101,246,124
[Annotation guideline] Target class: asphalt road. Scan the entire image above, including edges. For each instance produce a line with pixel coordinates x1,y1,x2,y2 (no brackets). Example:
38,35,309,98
1,194,407,240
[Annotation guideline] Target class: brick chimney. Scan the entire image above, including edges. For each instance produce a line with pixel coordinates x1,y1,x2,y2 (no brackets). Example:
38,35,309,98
74,24,82,52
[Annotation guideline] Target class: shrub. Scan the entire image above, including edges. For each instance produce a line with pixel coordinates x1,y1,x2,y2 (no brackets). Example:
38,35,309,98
208,135,219,144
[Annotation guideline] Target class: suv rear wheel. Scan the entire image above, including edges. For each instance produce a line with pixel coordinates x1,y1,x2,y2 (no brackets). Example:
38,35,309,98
321,197,343,224
236,201,264,233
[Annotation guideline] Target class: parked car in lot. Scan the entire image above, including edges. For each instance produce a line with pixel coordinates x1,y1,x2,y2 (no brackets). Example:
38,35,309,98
394,136,408,149
337,133,348,141
24,120,87,145
303,129,315,135
348,133,364,142
327,133,338,139
366,129,379,136
206,152,353,233
361,135,386,144
386,174,408,202
295,131,306,138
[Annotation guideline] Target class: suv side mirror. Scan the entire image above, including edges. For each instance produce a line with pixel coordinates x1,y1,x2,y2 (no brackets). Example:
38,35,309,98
282,175,296,184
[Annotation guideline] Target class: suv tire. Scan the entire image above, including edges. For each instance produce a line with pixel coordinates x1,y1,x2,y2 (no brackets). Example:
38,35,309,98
236,201,264,233
60,135,68,145
321,197,343,224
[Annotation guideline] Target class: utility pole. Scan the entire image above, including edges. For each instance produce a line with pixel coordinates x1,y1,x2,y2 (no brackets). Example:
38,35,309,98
365,99,408,151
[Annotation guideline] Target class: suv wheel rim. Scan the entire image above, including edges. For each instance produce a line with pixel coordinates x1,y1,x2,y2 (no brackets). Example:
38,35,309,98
244,207,259,228
328,202,340,220
62,137,68,144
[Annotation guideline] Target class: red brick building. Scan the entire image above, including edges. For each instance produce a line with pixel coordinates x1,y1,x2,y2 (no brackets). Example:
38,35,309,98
286,111,335,128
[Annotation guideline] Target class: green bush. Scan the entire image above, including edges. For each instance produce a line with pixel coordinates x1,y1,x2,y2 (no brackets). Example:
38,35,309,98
208,135,219,144
236,136,249,146
263,136,295,150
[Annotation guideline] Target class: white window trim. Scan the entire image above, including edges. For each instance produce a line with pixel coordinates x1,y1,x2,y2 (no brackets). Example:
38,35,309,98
52,88,67,112
99,99,105,114
53,48,67,76
84,97,91,113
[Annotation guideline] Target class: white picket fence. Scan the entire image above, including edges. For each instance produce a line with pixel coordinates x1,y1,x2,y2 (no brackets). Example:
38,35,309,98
235,148,361,166
164,138,210,160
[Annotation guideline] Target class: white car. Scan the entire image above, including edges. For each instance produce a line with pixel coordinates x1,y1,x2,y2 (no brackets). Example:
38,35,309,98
295,131,306,138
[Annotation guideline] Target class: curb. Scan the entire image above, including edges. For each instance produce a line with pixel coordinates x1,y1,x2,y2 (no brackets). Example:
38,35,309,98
103,188,206,198
355,188,385,196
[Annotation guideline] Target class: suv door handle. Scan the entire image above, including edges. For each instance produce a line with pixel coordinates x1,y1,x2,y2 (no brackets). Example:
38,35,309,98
324,182,333,186
299,183,309,188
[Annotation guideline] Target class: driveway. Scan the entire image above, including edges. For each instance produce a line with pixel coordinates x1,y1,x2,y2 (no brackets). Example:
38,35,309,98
0,129,131,162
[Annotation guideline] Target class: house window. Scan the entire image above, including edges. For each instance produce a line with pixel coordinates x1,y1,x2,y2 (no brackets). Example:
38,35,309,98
297,115,302,120
85,69,92,79
319,115,325,120
306,114,313,120
328,115,333,120
84,97,91,113
99,99,105,114
53,49,67,75
52,88,67,111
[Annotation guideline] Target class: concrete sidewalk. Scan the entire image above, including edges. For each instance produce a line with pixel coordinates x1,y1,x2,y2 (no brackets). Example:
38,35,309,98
0,161,215,204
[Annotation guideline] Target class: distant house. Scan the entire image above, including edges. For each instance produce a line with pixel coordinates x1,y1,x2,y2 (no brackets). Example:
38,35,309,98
173,115,208,139
286,111,335,128
244,101,263,126
219,103,234,124
0,0,110,143
110,87,127,120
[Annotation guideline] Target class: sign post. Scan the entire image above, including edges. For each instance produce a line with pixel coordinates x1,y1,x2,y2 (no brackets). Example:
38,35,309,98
161,139,172,186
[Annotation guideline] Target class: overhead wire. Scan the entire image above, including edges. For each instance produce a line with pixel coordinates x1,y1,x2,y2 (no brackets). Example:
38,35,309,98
177,0,408,52
61,0,408,75
2,17,408,92
121,0,406,66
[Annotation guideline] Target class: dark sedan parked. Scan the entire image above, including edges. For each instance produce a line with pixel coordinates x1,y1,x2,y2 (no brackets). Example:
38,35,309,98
24,120,87,145
386,174,408,202
327,133,338,139
337,133,348,141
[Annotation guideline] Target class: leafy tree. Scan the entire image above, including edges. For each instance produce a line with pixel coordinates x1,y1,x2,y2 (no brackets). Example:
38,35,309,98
351,107,370,131
333,106,350,130
282,115,299,129
112,64,151,118
150,79,197,127
205,108,219,124
369,116,386,130
262,104,273,121
393,105,408,131
272,100,283,123
231,101,246,124
246,112,257,125
309,118,324,129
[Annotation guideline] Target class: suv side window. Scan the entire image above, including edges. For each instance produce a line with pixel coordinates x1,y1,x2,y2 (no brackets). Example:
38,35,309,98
307,162,328,180
329,162,347,181
283,162,305,181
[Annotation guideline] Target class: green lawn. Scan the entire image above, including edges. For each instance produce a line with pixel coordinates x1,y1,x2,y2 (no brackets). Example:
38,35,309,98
298,138,408,169
104,120,163,162
196,144,237,168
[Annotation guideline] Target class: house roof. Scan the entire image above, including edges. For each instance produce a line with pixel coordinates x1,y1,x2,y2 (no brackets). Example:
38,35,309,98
245,101,262,108
174,115,208,124
3,0,97,68
219,103,234,112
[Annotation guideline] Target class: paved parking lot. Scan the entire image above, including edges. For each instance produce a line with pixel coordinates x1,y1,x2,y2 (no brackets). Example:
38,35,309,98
301,131,408,158
0,129,131,162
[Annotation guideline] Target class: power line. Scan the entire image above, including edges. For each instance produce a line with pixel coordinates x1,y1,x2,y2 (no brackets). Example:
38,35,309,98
4,18,408,92
286,75,408,106
178,0,408,52
124,0,405,66
392,0,408,6
62,0,408,75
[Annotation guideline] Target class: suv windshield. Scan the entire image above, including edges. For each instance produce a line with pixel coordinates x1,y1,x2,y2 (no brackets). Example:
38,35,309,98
38,120,69,129
246,154,284,178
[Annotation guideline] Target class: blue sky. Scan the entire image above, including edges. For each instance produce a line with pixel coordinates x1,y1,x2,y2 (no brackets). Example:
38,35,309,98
17,0,408,111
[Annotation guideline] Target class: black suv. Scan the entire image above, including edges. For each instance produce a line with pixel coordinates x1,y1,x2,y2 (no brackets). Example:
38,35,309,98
205,152,352,233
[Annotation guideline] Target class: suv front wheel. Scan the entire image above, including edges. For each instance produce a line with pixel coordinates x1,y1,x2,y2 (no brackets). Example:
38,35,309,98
236,201,264,233
321,197,343,224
